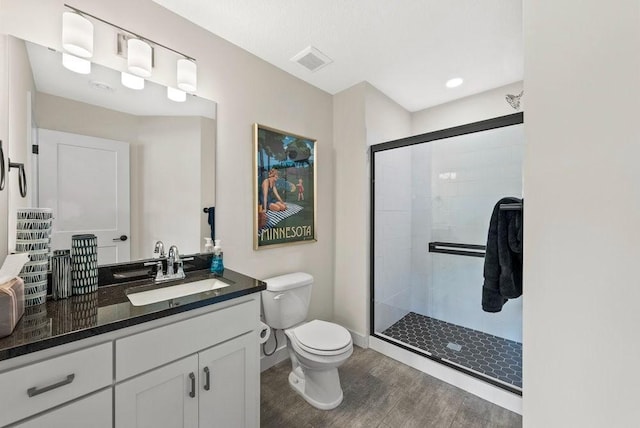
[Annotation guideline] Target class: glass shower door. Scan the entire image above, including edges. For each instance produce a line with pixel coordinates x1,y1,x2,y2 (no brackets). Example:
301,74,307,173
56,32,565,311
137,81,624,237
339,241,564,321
371,118,524,392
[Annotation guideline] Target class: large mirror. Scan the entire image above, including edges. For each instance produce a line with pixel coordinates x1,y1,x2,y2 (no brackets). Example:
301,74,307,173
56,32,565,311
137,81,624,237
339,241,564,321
7,36,217,265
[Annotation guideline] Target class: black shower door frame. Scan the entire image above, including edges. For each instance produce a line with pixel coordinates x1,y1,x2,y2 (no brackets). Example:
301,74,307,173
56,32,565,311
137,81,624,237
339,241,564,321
369,112,524,396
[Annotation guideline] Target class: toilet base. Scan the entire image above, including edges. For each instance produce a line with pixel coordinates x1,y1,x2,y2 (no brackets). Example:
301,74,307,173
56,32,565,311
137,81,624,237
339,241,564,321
288,367,344,410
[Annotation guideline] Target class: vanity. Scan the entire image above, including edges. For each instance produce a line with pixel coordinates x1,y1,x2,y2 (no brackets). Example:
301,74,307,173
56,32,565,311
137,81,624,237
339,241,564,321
0,262,265,428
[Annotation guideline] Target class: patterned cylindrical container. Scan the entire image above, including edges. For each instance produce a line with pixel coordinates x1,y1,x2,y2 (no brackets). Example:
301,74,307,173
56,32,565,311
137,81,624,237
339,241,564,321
51,249,72,300
71,292,98,330
71,234,98,295
16,208,53,307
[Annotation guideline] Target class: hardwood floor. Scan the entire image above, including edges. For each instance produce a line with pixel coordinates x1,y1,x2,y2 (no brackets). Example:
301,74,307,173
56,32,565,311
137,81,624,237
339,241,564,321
261,347,522,428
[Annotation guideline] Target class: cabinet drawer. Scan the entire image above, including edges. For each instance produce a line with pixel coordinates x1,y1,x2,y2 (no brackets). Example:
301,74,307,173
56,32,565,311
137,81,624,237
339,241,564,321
0,342,112,427
14,388,112,428
116,298,258,381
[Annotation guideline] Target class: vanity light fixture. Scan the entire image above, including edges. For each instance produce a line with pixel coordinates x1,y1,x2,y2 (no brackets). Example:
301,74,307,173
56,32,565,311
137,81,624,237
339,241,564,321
127,38,153,77
62,11,93,58
176,58,197,92
445,77,464,88
63,5,199,93
167,87,186,102
62,52,91,74
121,72,145,90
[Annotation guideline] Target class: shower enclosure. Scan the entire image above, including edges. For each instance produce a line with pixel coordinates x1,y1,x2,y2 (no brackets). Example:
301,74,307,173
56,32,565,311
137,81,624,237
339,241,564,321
370,114,524,394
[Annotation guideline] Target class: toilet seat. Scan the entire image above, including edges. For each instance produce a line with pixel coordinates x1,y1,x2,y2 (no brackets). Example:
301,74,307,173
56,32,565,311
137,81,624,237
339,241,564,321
289,320,352,356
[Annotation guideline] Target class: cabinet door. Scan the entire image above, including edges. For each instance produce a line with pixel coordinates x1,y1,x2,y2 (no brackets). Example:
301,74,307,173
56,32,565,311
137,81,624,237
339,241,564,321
115,354,199,428
15,389,111,428
198,332,260,428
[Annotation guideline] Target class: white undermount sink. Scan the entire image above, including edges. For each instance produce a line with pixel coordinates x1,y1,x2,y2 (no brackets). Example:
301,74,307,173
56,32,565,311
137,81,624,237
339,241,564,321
126,278,230,306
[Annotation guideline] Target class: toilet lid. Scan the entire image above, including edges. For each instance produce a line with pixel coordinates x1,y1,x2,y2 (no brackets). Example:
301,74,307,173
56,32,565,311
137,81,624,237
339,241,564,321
291,320,352,352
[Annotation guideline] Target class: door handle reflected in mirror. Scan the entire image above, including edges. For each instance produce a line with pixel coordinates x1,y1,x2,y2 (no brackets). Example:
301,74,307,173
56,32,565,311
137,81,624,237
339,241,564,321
8,158,26,198
113,235,128,242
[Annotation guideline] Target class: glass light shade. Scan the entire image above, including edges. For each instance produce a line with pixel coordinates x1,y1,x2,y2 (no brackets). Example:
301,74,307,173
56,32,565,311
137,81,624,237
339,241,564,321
121,72,145,90
127,38,152,77
62,12,94,58
62,53,91,74
177,58,197,92
167,87,186,102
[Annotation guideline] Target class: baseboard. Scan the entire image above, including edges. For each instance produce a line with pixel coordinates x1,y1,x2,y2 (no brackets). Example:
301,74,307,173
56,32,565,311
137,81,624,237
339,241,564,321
348,329,369,348
260,343,289,372
369,336,522,415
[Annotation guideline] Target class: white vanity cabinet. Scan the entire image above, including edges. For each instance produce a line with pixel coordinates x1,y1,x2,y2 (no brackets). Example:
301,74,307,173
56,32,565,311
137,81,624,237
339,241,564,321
0,293,261,428
114,296,260,428
115,331,258,428
198,332,259,427
0,342,112,427
115,354,199,428
14,389,112,428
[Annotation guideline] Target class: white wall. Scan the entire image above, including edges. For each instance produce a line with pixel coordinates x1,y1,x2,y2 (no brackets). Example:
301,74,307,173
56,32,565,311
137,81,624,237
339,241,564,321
1,0,335,322
6,36,36,252
523,2,640,427
412,81,523,135
0,35,8,262
135,116,202,258
333,82,368,335
334,82,411,338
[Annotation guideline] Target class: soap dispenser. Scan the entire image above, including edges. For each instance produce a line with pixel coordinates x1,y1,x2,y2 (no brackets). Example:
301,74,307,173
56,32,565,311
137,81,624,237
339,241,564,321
204,237,214,253
210,239,224,275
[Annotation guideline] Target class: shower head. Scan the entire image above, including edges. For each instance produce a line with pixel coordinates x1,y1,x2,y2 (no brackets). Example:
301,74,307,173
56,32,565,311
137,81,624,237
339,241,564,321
505,90,524,110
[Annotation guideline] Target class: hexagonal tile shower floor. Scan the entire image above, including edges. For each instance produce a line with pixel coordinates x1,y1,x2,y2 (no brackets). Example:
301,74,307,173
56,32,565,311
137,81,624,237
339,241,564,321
382,312,522,389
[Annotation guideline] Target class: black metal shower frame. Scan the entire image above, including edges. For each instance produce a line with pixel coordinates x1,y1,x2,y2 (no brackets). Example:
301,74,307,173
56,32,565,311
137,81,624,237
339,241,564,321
369,112,524,396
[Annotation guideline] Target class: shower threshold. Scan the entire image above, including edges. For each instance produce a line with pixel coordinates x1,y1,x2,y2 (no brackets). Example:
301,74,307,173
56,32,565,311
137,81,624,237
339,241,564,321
381,312,522,391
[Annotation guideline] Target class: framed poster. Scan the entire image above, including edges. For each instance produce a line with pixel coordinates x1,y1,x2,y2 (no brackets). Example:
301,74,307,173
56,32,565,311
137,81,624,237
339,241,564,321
253,124,317,250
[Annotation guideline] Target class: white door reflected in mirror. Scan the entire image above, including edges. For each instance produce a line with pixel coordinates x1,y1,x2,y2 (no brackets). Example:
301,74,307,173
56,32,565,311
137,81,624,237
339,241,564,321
38,129,130,265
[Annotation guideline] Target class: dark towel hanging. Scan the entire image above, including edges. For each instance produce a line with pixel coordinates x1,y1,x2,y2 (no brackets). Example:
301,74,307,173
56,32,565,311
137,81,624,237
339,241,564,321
482,197,523,312
206,206,215,240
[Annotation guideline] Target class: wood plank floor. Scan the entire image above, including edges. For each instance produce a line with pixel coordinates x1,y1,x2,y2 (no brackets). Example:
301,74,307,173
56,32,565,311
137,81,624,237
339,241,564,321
261,346,522,428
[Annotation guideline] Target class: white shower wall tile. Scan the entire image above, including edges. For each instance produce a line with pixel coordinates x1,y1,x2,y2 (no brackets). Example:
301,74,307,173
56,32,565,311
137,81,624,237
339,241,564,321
416,124,523,341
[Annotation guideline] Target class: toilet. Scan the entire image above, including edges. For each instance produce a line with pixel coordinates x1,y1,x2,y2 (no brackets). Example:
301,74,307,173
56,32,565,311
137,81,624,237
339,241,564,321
262,272,353,410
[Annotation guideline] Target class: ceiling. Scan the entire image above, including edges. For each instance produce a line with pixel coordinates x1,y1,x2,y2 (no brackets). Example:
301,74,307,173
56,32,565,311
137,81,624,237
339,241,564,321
151,0,523,112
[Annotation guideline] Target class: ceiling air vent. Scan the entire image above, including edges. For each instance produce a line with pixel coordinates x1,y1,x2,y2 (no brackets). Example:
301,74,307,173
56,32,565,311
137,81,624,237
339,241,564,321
290,46,333,72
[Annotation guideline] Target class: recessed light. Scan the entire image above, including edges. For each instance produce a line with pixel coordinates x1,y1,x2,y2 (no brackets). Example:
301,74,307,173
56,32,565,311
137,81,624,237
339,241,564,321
89,80,114,92
446,77,463,88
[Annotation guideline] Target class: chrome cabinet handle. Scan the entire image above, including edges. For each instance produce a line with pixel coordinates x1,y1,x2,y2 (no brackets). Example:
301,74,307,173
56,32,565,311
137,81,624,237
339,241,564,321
203,366,210,391
188,372,196,398
27,374,75,397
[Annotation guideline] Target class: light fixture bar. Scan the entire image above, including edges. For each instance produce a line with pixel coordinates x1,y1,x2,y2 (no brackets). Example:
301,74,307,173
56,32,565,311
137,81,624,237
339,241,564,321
63,3,196,61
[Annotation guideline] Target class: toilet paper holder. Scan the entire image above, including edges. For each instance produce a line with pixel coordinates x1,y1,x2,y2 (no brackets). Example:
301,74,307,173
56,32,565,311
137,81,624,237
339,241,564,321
259,321,271,344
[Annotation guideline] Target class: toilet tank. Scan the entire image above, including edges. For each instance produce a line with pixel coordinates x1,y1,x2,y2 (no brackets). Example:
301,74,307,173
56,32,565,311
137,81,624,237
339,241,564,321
262,272,313,329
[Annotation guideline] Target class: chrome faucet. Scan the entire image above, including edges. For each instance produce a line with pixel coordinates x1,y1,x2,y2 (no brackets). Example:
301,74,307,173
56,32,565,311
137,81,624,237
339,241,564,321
153,241,165,258
167,245,179,276
145,244,194,283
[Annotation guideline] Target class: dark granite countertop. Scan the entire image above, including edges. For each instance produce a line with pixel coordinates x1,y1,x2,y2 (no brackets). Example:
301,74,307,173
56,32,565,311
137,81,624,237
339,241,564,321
0,267,266,362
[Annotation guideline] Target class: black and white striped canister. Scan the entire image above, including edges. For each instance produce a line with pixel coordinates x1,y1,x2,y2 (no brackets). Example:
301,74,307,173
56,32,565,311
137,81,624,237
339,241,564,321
52,249,71,299
71,234,99,295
